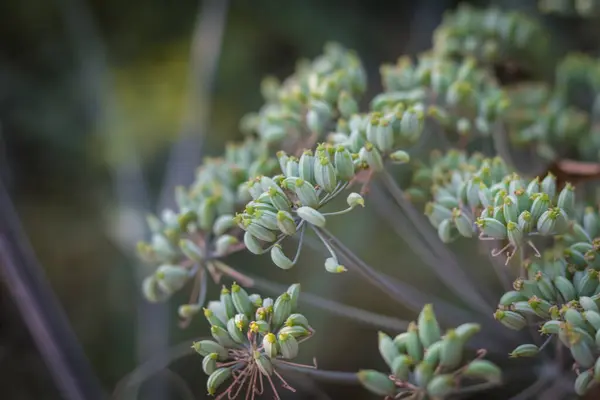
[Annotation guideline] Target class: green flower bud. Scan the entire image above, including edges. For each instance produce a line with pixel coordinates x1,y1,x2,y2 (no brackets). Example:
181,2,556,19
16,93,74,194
529,193,550,223
334,146,355,180
338,91,359,118
324,257,347,273
243,231,265,255
534,272,556,300
425,203,452,228
314,156,337,193
278,332,299,359
476,218,507,239
255,307,268,322
557,183,575,216
192,340,228,360
278,325,309,338
142,276,169,303
211,325,237,348
203,307,226,329
573,224,592,244
244,220,277,242
570,334,595,368
393,332,408,353
580,297,599,313
179,239,204,262
263,333,279,358
202,353,218,375
453,209,474,238
389,150,410,164
253,210,279,231
249,320,269,335
576,269,599,297
463,360,502,384
346,192,365,209
440,329,463,369
285,313,309,329
375,118,394,152
454,323,481,343
414,361,434,388
360,142,384,171
270,244,295,270
406,322,423,363
541,173,557,199
273,292,292,329
494,309,526,330
206,367,233,396
378,332,400,369
212,214,235,236
437,218,454,243
231,283,254,316
198,197,218,230
214,235,238,256
583,207,598,238
296,206,326,227
503,195,519,223
267,187,292,212
286,283,301,312
400,108,424,140
417,304,441,348
254,351,273,376
427,374,455,398
540,320,561,335
390,354,411,380
178,304,201,319
499,291,527,307
554,276,576,302
293,178,319,208
155,265,189,294
509,343,539,358
234,313,249,333
357,370,395,396
526,177,540,197
298,150,315,184
536,208,558,236
575,370,593,396
275,211,297,236
517,210,533,233
285,158,300,178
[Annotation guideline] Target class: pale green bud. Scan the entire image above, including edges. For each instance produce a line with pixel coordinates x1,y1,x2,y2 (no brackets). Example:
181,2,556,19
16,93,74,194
584,311,600,331
334,146,355,180
298,150,315,184
263,333,279,358
287,283,300,311
359,142,384,171
244,220,277,242
579,297,598,313
437,218,454,243
406,322,423,362
214,235,238,256
378,331,400,369
541,173,557,199
423,340,442,366
211,325,236,348
202,353,218,375
338,91,358,118
243,231,264,255
529,192,550,223
507,221,523,246
463,360,502,384
278,325,309,338
554,276,576,302
454,323,481,343
231,283,254,317
270,245,295,270
267,187,292,212
494,309,526,330
417,304,441,348
540,320,561,335
178,304,202,319
234,313,249,333
576,269,598,297
220,287,236,320
272,292,292,329
206,367,232,396
400,108,424,140
227,318,246,344
517,210,533,233
155,265,189,294
249,320,269,335
389,150,410,164
324,257,347,273
414,361,434,388
285,158,299,178
452,209,474,238
276,211,297,236
278,333,299,359
203,307,226,329
584,207,598,238
293,178,319,208
575,370,593,396
142,276,169,303
347,192,365,208
427,374,455,398
198,197,217,230
253,351,273,376
476,217,507,239
440,329,463,369
192,340,228,360
357,370,396,396
296,206,326,227
212,214,235,236
570,334,595,368
498,291,527,307
557,183,575,216
509,343,539,359
285,313,309,329
314,156,337,192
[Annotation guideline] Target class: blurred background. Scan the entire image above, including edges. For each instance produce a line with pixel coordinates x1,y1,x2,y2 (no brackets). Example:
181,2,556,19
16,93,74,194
0,0,593,399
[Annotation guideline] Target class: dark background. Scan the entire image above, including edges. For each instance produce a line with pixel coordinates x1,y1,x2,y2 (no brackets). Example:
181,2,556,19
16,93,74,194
0,0,594,399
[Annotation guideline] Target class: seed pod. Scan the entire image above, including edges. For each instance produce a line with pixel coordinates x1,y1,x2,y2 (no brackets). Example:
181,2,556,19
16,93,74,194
357,370,396,396
204,308,226,329
179,239,204,262
278,332,299,359
262,333,279,358
231,283,254,317
575,370,593,396
314,157,337,193
463,360,502,383
476,218,507,239
296,206,326,227
414,361,434,388
192,340,228,360
278,325,309,338
417,304,441,348
406,322,423,362
270,245,295,270
267,187,292,212
245,221,277,242
244,231,265,255
155,265,189,294
499,290,527,307
390,150,410,164
347,192,365,208
509,343,539,358
554,276,576,302
202,353,218,375
207,367,233,396
254,351,273,376
272,292,292,329
494,310,526,330
334,146,355,180
359,142,384,171
541,320,561,335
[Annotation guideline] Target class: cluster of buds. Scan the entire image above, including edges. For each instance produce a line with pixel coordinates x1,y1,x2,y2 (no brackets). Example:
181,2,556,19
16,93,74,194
378,55,509,141
494,238,600,395
358,305,501,399
138,138,276,306
539,0,600,17
240,42,367,144
432,4,548,70
236,142,367,272
193,283,313,399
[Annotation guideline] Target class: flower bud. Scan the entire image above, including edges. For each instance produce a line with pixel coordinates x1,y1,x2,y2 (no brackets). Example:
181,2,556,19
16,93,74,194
214,235,238,256
476,218,507,239
359,142,384,171
204,307,227,329
454,323,481,343
338,91,359,118
244,220,277,242
452,209,474,238
263,333,279,358
400,108,424,140
314,156,337,193
553,276,576,302
192,340,228,360
584,207,598,238
391,354,411,381
285,157,300,178
437,219,454,243
296,206,326,227
576,269,598,297
357,370,396,396
178,304,201,319
498,290,526,307
529,192,550,223
254,351,274,376
463,360,502,383
427,374,455,398
570,333,595,368
557,183,575,216
155,265,189,294
517,210,533,233
286,283,300,312
207,367,233,396
334,146,355,180
211,325,236,348
414,361,434,388
231,283,254,317
494,309,526,330
278,332,299,359
278,325,309,338
267,186,292,212
389,150,410,164
227,318,246,344
575,370,593,396
285,313,309,329
276,211,297,236
378,332,400,369
406,322,423,362
202,353,218,375
440,329,462,369
249,320,269,335
293,178,319,208
243,231,265,255
417,304,441,348
142,276,169,303
273,292,292,329
584,310,600,331
270,245,295,270
541,173,557,199
347,192,365,208
298,150,315,184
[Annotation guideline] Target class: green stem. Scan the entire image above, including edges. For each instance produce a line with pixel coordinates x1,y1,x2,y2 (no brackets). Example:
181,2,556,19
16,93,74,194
320,207,354,217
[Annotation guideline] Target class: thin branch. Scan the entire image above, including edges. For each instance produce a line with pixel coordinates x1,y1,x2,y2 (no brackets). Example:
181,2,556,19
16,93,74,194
274,362,359,385
0,183,105,400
